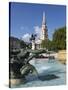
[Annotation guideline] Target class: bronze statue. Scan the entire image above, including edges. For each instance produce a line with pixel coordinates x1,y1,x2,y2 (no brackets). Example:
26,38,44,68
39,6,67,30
9,49,47,79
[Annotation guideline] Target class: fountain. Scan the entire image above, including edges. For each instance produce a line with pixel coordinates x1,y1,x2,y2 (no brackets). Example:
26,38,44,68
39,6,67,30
9,49,47,87
9,49,66,87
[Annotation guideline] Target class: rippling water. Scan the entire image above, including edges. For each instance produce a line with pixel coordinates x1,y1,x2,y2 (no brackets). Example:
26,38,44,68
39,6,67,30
12,58,66,88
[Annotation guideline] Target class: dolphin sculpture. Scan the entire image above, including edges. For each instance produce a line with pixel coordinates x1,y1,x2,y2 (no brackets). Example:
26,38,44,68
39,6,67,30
9,49,47,79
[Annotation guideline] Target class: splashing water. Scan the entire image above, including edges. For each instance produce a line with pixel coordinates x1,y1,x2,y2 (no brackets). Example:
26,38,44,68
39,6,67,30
12,58,66,88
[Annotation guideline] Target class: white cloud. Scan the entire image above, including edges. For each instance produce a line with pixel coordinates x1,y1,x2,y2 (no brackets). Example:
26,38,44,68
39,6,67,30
21,26,42,43
34,26,40,34
34,26,41,39
22,33,31,42
20,26,28,31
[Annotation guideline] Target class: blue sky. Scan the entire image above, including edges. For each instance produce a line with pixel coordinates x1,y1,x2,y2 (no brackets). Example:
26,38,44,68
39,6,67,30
10,2,66,41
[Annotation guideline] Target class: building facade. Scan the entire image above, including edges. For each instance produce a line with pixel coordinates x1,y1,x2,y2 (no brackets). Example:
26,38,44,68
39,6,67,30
10,37,21,50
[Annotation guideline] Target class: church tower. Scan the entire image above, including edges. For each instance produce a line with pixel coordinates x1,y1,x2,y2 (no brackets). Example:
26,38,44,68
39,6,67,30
41,12,48,40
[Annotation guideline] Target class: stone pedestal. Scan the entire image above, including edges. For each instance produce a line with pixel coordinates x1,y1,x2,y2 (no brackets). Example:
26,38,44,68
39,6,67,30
32,40,35,50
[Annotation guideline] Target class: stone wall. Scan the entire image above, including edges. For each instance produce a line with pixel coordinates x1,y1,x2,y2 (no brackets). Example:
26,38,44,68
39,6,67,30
57,50,66,64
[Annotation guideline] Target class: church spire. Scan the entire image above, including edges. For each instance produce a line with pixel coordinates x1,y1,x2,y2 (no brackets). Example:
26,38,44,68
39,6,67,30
41,11,48,40
42,12,46,25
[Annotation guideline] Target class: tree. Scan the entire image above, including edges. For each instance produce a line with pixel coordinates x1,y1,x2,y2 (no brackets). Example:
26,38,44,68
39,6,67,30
41,39,52,50
20,40,27,49
52,26,66,50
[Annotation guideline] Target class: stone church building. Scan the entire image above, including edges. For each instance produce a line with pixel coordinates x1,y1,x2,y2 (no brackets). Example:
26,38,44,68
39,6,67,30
32,12,48,50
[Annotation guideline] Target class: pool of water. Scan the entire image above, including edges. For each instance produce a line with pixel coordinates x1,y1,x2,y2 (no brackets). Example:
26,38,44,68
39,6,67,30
11,58,66,88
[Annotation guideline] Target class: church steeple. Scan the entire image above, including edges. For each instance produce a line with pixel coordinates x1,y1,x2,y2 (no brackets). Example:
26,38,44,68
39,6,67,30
42,12,46,25
41,12,48,40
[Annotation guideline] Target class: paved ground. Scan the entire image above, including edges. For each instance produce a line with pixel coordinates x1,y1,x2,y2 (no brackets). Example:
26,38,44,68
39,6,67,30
12,58,66,88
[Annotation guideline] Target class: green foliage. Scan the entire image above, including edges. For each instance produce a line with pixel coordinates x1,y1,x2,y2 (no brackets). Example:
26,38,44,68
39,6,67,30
41,40,46,49
20,40,31,49
20,40,27,49
41,39,52,50
52,26,66,50
41,26,66,51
